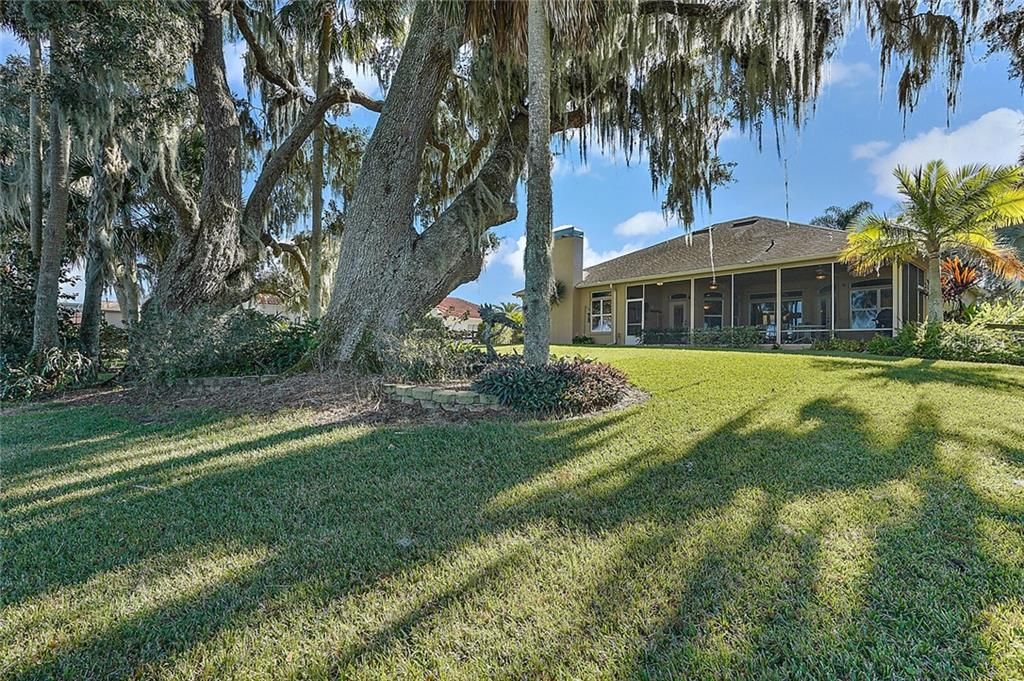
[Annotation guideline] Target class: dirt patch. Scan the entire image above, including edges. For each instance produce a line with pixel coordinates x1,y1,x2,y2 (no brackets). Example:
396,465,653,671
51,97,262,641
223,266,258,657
6,370,648,426
6,370,514,427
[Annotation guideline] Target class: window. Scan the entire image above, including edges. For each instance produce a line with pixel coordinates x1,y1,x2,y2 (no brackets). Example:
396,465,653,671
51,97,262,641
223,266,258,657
589,291,613,333
750,301,775,327
703,292,723,328
850,285,893,329
780,299,803,328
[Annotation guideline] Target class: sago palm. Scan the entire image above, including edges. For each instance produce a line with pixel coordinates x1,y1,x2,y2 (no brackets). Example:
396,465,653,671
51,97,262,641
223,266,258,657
842,161,1024,323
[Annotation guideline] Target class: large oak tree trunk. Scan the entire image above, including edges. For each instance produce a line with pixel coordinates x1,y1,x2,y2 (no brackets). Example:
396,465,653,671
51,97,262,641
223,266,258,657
523,0,553,366
28,34,43,261
80,138,125,360
148,0,252,314
307,10,332,320
30,32,71,358
148,1,362,316
319,3,465,361
319,3,531,363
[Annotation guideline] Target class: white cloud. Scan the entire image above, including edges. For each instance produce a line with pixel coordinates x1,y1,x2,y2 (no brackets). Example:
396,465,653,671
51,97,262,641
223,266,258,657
338,59,382,98
485,234,527,279
552,154,592,177
822,60,874,87
850,140,890,160
856,108,1024,198
613,210,672,237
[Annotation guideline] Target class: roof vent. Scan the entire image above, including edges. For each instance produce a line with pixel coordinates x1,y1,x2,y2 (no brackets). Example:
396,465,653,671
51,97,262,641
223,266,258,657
732,218,758,228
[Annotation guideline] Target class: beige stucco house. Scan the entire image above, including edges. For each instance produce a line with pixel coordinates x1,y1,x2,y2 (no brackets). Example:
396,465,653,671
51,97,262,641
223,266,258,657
541,217,929,346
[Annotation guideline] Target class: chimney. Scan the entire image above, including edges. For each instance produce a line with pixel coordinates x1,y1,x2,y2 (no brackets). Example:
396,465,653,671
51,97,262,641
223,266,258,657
550,226,584,344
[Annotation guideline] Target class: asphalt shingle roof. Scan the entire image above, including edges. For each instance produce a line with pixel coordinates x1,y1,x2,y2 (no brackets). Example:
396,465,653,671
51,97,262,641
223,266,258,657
579,216,846,287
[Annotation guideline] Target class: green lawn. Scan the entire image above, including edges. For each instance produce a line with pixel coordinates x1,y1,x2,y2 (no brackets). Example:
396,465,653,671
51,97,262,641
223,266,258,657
3,348,1024,679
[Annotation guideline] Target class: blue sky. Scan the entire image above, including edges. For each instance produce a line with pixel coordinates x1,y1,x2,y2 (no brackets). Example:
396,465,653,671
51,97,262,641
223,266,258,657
3,24,1021,306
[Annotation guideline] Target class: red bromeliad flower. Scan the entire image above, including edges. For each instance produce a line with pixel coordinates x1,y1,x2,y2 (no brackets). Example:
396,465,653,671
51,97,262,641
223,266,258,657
941,257,979,303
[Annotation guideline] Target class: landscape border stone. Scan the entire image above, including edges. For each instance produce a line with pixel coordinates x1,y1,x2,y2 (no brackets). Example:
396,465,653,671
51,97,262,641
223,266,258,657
383,384,505,413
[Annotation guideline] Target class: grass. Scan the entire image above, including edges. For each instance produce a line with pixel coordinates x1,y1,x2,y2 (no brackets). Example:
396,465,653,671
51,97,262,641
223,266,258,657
3,347,1024,679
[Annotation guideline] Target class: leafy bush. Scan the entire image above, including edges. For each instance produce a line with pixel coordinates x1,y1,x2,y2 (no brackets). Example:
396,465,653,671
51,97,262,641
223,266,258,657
867,322,1024,366
811,337,867,352
126,308,319,384
962,292,1024,327
572,335,595,345
473,357,630,416
1,347,93,402
389,327,490,382
1,236,79,367
641,326,761,347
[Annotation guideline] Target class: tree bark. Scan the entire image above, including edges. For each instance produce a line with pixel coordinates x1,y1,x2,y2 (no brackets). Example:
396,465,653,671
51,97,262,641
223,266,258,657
30,32,71,358
28,33,43,261
523,0,553,366
926,254,943,324
319,2,468,362
80,138,124,360
148,0,250,314
308,9,333,319
148,1,377,315
116,204,141,325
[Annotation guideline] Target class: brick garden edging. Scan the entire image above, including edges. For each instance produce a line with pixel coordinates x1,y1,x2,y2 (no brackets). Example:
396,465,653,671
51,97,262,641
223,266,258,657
383,384,505,413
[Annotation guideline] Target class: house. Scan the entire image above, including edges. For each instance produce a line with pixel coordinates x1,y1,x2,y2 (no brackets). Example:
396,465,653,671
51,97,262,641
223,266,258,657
540,218,928,346
430,297,482,335
64,300,128,328
241,293,306,322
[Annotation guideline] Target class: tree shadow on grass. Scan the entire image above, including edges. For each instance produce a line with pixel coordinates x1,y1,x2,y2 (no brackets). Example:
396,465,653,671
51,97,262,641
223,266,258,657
3,391,1022,678
808,355,1024,391
3,407,642,677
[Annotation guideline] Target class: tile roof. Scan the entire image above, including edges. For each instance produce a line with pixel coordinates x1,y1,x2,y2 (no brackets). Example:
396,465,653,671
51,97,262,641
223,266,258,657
580,216,847,287
434,296,481,320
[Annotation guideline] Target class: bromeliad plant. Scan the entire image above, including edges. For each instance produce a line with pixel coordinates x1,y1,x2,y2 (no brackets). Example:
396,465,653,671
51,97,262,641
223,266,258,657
941,256,980,319
842,161,1024,323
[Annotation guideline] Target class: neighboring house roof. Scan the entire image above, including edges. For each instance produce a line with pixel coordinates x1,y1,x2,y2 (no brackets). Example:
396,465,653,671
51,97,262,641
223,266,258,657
434,296,481,320
254,293,285,306
579,216,847,287
100,300,120,313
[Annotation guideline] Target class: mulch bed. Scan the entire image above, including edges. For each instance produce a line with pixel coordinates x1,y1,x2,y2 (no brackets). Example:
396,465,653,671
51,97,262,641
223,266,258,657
5,370,648,426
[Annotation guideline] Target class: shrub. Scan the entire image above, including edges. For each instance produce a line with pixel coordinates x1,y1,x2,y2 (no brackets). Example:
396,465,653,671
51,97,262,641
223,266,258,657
572,335,595,345
388,327,490,382
866,322,1024,366
126,308,319,384
1,347,93,402
1,235,79,367
473,357,630,415
811,337,867,353
963,292,1024,327
641,326,761,347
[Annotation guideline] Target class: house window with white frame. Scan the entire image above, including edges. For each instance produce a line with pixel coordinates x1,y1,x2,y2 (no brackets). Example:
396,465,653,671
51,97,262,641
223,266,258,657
589,291,613,333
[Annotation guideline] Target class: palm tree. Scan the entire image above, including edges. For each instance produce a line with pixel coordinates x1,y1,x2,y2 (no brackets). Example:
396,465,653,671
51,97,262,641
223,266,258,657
842,161,1024,323
810,200,873,230
523,0,553,366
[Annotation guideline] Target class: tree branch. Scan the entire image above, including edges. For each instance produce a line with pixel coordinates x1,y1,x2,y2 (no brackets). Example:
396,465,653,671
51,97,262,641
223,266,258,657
260,233,310,288
153,139,199,234
421,114,529,249
231,0,301,100
243,79,383,236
